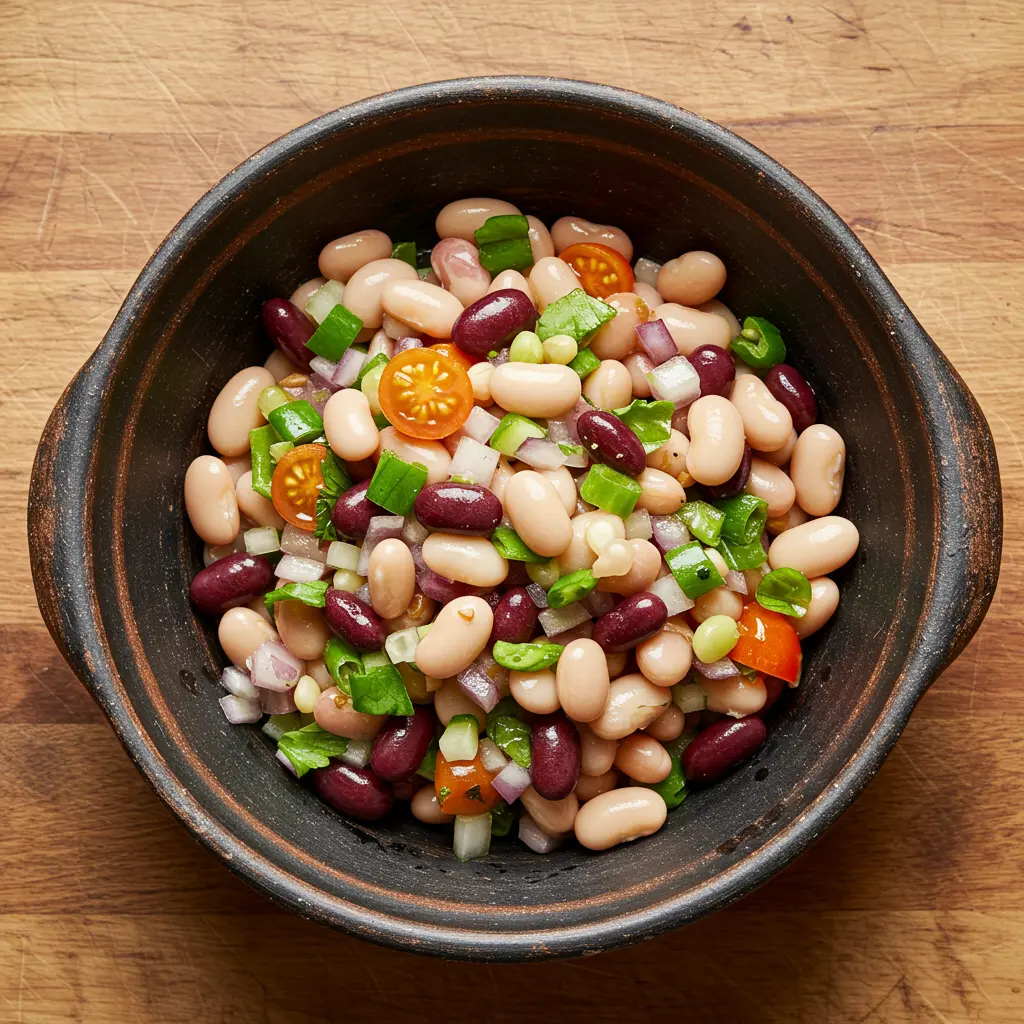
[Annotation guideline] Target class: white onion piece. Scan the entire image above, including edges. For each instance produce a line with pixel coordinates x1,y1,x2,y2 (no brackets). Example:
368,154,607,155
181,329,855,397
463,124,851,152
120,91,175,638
281,524,328,562
401,515,430,546
725,570,748,594
693,655,740,680
326,540,360,571
249,642,303,691
633,256,662,288
460,405,501,445
624,509,653,540
449,436,499,487
526,583,549,609
454,813,492,862
647,355,700,408
367,330,396,360
260,687,297,714
354,582,371,604
515,437,567,471
561,447,589,469
493,760,532,803
519,813,564,853
356,515,405,575
275,554,327,583
219,694,262,724
220,665,259,700
479,738,509,773
547,419,571,445
339,738,373,768
244,526,280,556
651,515,690,555
538,602,591,637
646,573,695,616
275,749,298,775
635,320,677,366
331,347,366,388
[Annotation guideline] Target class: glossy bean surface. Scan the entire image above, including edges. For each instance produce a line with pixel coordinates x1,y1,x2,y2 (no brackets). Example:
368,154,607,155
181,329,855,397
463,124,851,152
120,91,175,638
218,607,280,669
730,374,794,452
491,587,539,644
647,430,689,477
235,470,284,529
705,441,752,500
529,256,580,310
503,470,573,557
261,298,315,370
691,587,744,623
590,673,671,739
435,197,521,241
577,409,646,476
489,362,582,419
556,638,610,722
575,770,619,803
274,599,331,660
415,596,493,679
614,733,672,784
589,292,646,360
795,576,841,638
657,251,727,306
414,482,502,534
623,352,653,398
208,366,275,457
593,593,667,653
343,259,419,329
430,237,491,306
509,668,560,714
323,389,380,461
539,466,578,516
654,302,731,355
331,478,385,538
583,359,632,410
596,539,662,596
520,786,579,835
377,427,451,484
451,289,538,357
574,788,667,850
190,552,274,615
411,786,453,824
421,533,508,587
686,396,746,486
324,590,386,650
767,515,859,577
381,279,464,339
368,539,416,619
702,675,768,718
689,343,736,398
746,457,796,518
550,216,633,260
791,424,846,516
314,688,385,739
318,230,392,282
290,276,325,318
371,704,436,782
765,363,818,432
636,627,692,686
311,762,393,821
635,467,686,515
185,455,240,545
644,702,685,741
682,716,767,783
530,715,582,800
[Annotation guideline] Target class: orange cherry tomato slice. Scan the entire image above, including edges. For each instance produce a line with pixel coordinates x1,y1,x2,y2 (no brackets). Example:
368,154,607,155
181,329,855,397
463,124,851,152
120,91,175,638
378,348,473,440
429,341,480,372
730,603,803,685
271,442,326,531
558,241,635,299
435,750,501,816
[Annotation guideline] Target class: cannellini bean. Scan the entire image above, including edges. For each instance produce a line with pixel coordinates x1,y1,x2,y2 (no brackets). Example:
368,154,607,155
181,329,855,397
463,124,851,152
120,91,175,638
583,359,632,410
411,786,453,824
691,588,744,623
421,533,509,587
697,298,742,338
745,457,796,518
654,302,732,355
324,388,380,461
235,470,284,529
467,361,494,404
489,455,517,507
768,516,860,577
433,676,486,729
290,276,326,319
702,675,768,717
574,788,667,850
556,638,610,722
558,511,625,573
368,538,416,619
503,471,573,558
274,600,332,660
384,593,437,635
377,427,451,484
635,467,685,515
264,349,301,382
207,366,275,457
597,539,662,595
487,269,534,302
633,282,663,309
657,251,727,307
489,362,582,419
526,215,555,262
430,237,491,306
767,504,810,536
415,596,494,679
615,733,672,784
381,315,418,341
729,375,793,452
538,466,577,516
218,607,279,667
589,292,647,360
575,770,619,803
647,429,689,477
435,198,521,242
314,688,384,740
550,216,633,261
590,673,671,740
380,279,463,339
509,669,560,714
318,229,392,282
790,424,846,516
759,428,798,467
529,256,581,310
686,396,746,486
520,786,579,836
592,539,634,578
578,722,618,776
644,702,685,742
636,628,692,686
623,352,653,398
795,576,840,638
185,456,241,546
342,258,419,329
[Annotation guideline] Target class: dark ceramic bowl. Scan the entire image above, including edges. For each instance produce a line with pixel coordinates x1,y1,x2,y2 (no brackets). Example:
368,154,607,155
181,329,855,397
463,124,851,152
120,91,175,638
29,77,1001,961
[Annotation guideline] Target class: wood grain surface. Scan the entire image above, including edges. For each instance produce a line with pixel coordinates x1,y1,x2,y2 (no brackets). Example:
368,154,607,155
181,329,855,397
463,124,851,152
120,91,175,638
2,0,1022,1020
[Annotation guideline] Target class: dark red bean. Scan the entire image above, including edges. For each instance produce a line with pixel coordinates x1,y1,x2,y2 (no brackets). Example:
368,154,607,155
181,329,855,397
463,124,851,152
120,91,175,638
416,569,483,604
311,763,393,821
682,716,766,783
683,711,701,732
592,593,667,652
331,479,385,539
188,553,275,615
483,589,503,612
530,715,581,800
689,344,736,398
503,561,531,587
451,289,538,357
371,705,436,782
324,590,385,650
706,442,751,499
413,482,503,534
261,298,315,371
576,410,646,477
491,587,539,644
765,363,818,433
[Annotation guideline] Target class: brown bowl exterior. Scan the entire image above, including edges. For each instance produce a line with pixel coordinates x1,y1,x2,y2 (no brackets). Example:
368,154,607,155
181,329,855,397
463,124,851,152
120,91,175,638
28,78,1001,961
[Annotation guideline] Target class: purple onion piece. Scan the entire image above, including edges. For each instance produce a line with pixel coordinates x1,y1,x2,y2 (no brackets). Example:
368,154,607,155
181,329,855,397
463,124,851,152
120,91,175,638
456,664,500,713
394,336,424,355
650,514,690,555
356,515,405,575
332,346,366,388
515,437,567,470
635,319,678,365
249,641,302,691
519,814,564,853
260,686,297,715
219,694,262,724
725,570,748,594
416,568,481,603
693,655,740,680
492,761,532,803
488,348,510,366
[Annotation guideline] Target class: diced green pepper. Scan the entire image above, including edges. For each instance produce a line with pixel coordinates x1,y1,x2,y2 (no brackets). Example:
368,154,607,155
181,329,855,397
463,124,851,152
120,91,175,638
267,400,324,444
491,641,564,671
546,569,597,609
306,303,363,361
491,526,547,563
567,347,601,379
665,540,725,599
478,237,534,275
474,214,530,246
391,241,417,267
579,463,642,517
729,316,786,369
366,449,428,516
249,424,278,499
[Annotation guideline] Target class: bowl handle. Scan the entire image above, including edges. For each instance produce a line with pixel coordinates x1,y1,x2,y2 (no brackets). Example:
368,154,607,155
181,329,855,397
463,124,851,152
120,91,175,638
910,329,1002,671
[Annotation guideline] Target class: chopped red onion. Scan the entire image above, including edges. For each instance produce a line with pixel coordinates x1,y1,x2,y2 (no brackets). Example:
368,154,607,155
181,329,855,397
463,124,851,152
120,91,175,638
460,405,501,445
219,694,262,724
309,356,340,384
651,515,691,555
275,554,328,583
693,655,740,680
624,509,653,540
647,355,701,408
367,329,395,360
635,320,678,366
354,582,371,603
671,407,691,435
519,813,564,853
493,760,532,803
449,436,499,487
276,749,298,775
515,437,567,470
408,543,427,573
488,348,510,366
260,686,297,714
417,568,480,603
249,641,303,691
526,583,549,609
281,524,328,562
220,665,259,700
331,346,366,388
356,515,405,575
725,570,748,595
633,256,662,288
646,573,695,616
546,418,571,446
402,516,430,546
285,378,331,416
548,620,594,645
538,601,591,638
456,660,501,712
583,589,616,618
394,336,423,355
564,398,591,442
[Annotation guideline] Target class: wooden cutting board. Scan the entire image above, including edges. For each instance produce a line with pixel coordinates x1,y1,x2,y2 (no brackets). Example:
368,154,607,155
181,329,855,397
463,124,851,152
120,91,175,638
1,0,1021,1020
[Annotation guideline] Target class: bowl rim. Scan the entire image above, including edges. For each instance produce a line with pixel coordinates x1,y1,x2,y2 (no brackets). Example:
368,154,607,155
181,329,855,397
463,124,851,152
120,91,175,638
29,75,1002,960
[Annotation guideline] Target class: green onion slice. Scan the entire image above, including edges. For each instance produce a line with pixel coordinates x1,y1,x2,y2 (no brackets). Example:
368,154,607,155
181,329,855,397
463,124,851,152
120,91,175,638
567,348,601,379
366,449,428,516
474,215,530,246
579,464,641,518
546,569,597,609
491,526,547,563
717,535,768,571
267,400,324,444
679,500,725,546
729,316,786,369
712,493,768,546
664,541,725,600
305,303,363,361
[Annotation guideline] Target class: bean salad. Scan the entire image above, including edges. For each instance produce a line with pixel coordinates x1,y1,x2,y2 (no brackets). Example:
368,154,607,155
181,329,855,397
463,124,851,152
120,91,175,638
186,199,859,861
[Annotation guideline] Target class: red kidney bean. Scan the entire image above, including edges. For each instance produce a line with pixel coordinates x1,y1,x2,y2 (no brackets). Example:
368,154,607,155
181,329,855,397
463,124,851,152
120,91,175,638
530,714,582,800
593,593,667,652
452,289,538,357
324,590,386,650
413,482,503,534
682,716,767,783
311,762,393,821
189,553,274,615
491,586,539,643
757,675,786,716
765,364,818,433
706,441,751,499
683,710,701,731
576,410,646,477
689,344,736,398
331,478,385,538
261,298,315,370
370,704,436,782
503,561,531,587
416,569,485,604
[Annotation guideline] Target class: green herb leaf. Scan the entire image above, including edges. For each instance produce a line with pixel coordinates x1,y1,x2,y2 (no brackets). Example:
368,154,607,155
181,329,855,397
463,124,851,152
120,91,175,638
491,526,548,563
756,567,811,618
277,723,349,778
264,579,329,614
487,715,532,769
613,399,674,454
349,663,414,716
536,288,616,343
492,640,563,671
391,241,417,267
487,696,527,729
490,799,517,837
323,635,363,695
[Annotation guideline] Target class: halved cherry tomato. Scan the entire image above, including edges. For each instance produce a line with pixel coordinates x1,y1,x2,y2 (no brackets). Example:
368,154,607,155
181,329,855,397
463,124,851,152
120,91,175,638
430,341,480,372
271,442,326,531
558,242,635,299
435,750,501,816
378,347,473,440
730,603,802,685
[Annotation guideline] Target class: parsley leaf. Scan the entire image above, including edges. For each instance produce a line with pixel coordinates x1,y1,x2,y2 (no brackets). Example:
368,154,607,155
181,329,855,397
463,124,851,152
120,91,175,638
264,579,329,615
314,448,351,541
349,663,414,716
487,715,531,769
277,723,349,778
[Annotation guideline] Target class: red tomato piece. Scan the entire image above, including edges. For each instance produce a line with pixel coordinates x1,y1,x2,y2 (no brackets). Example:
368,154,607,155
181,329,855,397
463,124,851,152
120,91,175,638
429,341,480,372
730,603,803,685
558,242,635,298
270,443,326,531
435,751,501,816
378,348,474,440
